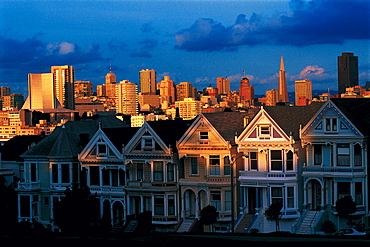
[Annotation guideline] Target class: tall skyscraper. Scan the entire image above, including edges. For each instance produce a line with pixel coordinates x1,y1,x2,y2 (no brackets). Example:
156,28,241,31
295,79,312,106
74,80,93,98
176,82,194,101
139,69,156,94
22,73,59,110
116,80,138,115
239,76,254,107
338,52,359,95
51,65,75,110
157,76,176,105
216,77,230,94
278,56,289,103
105,67,117,98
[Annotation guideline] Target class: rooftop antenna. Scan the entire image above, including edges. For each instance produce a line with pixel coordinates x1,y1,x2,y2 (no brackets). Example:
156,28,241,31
109,60,112,73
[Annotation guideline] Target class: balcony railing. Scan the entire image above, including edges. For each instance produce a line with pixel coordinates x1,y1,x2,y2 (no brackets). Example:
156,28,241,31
17,182,41,190
239,171,297,180
126,181,177,188
90,186,125,193
302,166,365,174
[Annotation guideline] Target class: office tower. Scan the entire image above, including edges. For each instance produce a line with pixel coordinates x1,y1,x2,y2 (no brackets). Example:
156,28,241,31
157,76,176,104
22,73,59,110
216,77,230,94
239,76,254,107
204,85,218,96
139,69,156,94
338,52,359,95
278,56,289,103
96,84,106,97
74,80,93,98
105,68,117,98
175,98,202,120
176,82,194,101
0,86,11,97
265,89,278,106
51,65,75,110
116,80,138,115
2,94,24,110
295,79,312,106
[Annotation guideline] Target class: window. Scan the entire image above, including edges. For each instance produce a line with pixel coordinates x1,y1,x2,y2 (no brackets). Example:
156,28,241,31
190,157,198,175
200,131,208,140
102,168,110,185
168,195,175,215
44,196,49,207
142,136,154,150
224,156,230,175
97,143,107,156
325,118,337,132
286,151,293,171
225,191,231,211
30,163,37,182
314,144,322,165
250,152,258,170
90,166,100,185
209,155,220,175
153,161,163,181
354,144,362,166
270,150,282,171
337,182,350,199
61,164,70,183
260,125,270,136
287,187,294,208
337,143,350,166
52,164,58,183
137,163,143,180
154,195,164,215
271,187,283,205
355,182,362,205
167,163,175,182
210,191,221,211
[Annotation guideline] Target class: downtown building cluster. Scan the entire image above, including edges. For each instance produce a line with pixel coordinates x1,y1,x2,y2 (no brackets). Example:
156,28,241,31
0,52,369,234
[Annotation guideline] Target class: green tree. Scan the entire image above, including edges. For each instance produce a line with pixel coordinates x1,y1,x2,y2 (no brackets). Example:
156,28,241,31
199,205,219,232
335,195,357,227
264,202,283,232
53,183,100,235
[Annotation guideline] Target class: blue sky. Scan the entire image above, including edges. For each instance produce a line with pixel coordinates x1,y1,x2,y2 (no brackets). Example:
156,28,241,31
1,0,369,96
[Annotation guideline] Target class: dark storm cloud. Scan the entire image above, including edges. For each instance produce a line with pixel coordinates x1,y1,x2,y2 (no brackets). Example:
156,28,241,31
130,39,158,58
0,35,105,70
175,0,370,51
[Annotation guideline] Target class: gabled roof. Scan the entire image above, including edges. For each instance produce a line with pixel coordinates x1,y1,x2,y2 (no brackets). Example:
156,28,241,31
203,110,259,144
0,135,45,161
21,116,127,158
331,98,370,136
263,102,324,140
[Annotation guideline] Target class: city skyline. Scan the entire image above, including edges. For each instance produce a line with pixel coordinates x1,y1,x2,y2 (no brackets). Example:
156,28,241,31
1,0,369,97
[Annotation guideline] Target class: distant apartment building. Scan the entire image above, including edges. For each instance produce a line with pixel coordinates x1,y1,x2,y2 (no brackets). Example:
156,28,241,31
265,89,278,106
338,52,358,95
176,82,194,101
0,86,11,97
157,76,176,105
116,80,138,115
74,80,93,98
140,69,156,94
2,94,24,110
216,77,230,94
295,79,312,106
51,65,75,110
239,76,254,107
175,97,202,120
138,93,160,111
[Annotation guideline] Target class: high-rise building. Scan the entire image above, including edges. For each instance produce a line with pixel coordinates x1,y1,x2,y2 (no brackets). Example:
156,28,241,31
216,77,230,94
51,65,75,110
74,81,93,98
105,68,117,99
139,69,156,94
157,76,176,105
22,73,59,110
265,89,278,106
295,79,312,106
0,86,11,97
176,82,194,101
116,80,138,115
278,56,289,103
175,97,202,120
204,85,218,97
338,52,359,95
239,76,254,107
2,94,24,110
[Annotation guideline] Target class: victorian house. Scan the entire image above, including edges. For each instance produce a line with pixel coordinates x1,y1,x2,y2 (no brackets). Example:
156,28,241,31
300,98,369,231
176,110,258,232
236,103,324,233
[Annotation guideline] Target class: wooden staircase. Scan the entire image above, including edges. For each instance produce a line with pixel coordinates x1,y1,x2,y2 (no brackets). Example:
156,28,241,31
296,211,320,235
176,219,195,233
124,220,138,233
235,214,255,233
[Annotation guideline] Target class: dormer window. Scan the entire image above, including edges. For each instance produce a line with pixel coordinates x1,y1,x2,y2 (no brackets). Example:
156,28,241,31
97,143,107,157
142,136,154,150
260,125,271,136
200,131,208,140
325,118,337,132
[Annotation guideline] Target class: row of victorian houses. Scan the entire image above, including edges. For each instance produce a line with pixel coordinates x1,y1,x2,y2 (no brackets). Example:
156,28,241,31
1,98,369,234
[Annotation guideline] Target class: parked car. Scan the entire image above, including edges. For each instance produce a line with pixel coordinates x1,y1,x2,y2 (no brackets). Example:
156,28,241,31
333,228,366,236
